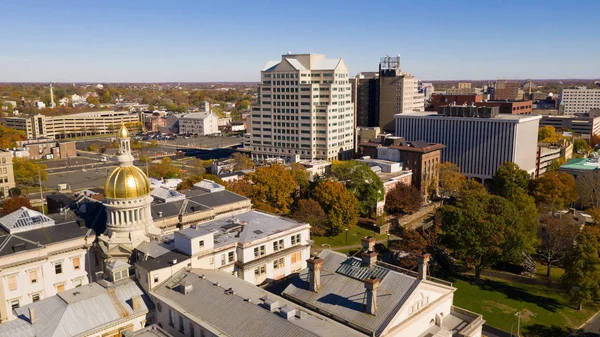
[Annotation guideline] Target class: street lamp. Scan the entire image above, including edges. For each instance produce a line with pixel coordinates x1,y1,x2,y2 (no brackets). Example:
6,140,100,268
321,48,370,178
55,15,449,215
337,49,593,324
515,311,521,337
345,228,348,246
387,233,390,247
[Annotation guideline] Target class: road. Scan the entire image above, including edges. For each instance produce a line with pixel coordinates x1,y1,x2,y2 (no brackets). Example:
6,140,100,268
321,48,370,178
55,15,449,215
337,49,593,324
577,310,600,336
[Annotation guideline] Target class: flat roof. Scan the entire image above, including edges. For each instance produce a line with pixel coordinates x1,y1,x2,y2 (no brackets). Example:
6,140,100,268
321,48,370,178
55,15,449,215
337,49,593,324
560,158,600,171
394,111,542,122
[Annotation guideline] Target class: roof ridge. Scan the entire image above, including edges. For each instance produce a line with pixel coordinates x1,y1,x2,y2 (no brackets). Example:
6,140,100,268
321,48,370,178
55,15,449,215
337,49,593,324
12,234,44,248
0,234,13,252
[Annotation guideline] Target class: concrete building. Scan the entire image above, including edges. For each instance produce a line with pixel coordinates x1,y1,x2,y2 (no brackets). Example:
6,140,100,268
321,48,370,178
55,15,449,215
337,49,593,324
494,79,524,101
0,208,94,321
178,112,219,136
0,150,15,198
379,56,424,132
281,239,484,337
351,72,380,128
560,87,600,114
164,113,186,134
445,82,476,95
536,141,573,176
15,139,76,160
135,210,311,290
250,53,355,161
2,111,140,140
540,113,600,140
395,110,541,182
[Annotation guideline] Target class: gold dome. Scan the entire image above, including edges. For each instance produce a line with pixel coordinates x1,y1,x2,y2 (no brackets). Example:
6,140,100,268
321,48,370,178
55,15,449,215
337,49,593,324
104,166,150,199
118,124,129,138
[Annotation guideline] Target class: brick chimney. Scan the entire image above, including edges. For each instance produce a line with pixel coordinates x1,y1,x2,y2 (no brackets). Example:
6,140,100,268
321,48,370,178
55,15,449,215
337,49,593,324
361,236,376,252
417,254,431,280
364,276,380,315
307,257,323,292
361,236,377,267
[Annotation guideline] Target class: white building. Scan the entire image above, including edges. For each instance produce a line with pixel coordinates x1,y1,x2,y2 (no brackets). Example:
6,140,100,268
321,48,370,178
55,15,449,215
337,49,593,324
0,207,94,321
560,87,600,114
395,110,541,182
178,112,219,135
135,210,311,290
250,53,355,161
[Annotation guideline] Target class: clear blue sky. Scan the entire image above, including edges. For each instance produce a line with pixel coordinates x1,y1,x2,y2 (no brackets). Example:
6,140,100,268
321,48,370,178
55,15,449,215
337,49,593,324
2,0,599,82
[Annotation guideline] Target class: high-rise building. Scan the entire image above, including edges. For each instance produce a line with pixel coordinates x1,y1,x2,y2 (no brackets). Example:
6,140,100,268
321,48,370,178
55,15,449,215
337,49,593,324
351,72,379,128
378,56,424,132
493,79,524,100
559,87,600,114
250,53,355,161
395,109,541,182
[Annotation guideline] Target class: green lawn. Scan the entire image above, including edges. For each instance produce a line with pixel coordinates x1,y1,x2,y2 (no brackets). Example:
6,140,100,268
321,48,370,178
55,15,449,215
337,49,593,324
312,225,389,248
533,261,565,283
453,275,600,337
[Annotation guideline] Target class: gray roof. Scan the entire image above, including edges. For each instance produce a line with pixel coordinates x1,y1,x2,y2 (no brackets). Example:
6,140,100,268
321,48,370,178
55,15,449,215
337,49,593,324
4,280,151,337
282,250,420,337
125,324,172,337
136,250,190,271
151,187,185,203
178,211,309,249
150,190,248,221
0,207,55,234
152,269,362,337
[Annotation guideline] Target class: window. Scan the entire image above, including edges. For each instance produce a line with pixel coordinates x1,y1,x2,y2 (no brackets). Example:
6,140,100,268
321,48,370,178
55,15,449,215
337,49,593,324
228,251,234,263
221,254,226,266
254,245,266,258
291,234,301,245
273,239,284,252
274,257,285,269
179,315,185,333
169,309,175,327
200,329,206,337
7,276,17,291
10,299,19,310
189,321,195,336
154,275,159,283
291,251,302,264
254,265,266,276
72,257,81,270
56,283,65,292
74,278,83,287
32,293,40,302
199,240,204,248
55,262,63,274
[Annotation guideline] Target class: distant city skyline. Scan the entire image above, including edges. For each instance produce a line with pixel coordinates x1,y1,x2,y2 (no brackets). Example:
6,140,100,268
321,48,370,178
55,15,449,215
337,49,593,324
1,0,599,82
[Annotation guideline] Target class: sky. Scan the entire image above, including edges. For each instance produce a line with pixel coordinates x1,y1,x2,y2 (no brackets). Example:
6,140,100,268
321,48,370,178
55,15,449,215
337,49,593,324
1,0,599,82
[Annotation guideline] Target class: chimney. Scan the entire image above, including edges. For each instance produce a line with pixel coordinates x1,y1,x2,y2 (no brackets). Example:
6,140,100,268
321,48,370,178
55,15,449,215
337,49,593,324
361,236,376,252
158,211,163,218
307,257,323,292
364,276,380,315
361,236,377,267
417,254,431,280
29,308,35,324
131,295,141,310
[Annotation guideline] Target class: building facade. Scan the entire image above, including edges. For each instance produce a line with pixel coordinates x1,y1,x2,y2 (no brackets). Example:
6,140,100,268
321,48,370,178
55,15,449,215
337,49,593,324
352,72,380,128
540,114,600,139
178,112,219,136
560,87,600,114
536,141,573,177
379,56,424,132
250,53,355,161
0,150,15,199
395,111,541,182
2,111,140,140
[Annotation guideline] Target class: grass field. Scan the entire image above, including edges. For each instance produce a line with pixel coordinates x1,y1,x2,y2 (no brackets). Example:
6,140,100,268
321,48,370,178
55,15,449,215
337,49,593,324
533,261,565,283
453,275,600,337
311,225,389,248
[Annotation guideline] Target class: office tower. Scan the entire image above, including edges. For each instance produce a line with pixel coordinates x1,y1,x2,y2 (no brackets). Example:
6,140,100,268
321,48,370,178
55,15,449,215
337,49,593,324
250,53,355,161
352,72,380,128
494,79,523,100
378,55,424,132
395,108,541,182
559,87,600,115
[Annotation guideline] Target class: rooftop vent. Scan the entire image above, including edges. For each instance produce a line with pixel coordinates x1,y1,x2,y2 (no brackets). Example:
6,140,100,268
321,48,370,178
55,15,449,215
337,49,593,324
12,243,27,252
224,287,235,295
179,281,193,294
260,296,279,312
279,305,297,320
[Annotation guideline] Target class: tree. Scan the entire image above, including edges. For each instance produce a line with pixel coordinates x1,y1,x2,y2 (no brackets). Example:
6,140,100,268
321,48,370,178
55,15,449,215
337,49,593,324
440,190,533,281
1,196,32,215
586,207,600,225
186,158,206,177
290,163,310,198
537,213,580,277
574,138,591,155
576,171,600,209
490,162,531,198
313,179,359,234
0,125,25,148
562,226,600,310
546,158,567,172
86,95,100,107
385,184,423,215
247,164,297,214
538,125,563,143
330,161,384,216
229,152,254,171
88,144,98,152
148,157,181,179
531,171,578,209
100,91,112,103
13,158,48,186
439,162,466,198
178,173,224,190
292,199,328,236
225,178,253,197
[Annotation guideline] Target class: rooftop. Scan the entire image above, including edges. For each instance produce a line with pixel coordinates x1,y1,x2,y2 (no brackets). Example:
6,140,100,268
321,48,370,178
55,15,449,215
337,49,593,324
395,111,541,122
151,269,361,337
559,157,600,171
136,250,190,271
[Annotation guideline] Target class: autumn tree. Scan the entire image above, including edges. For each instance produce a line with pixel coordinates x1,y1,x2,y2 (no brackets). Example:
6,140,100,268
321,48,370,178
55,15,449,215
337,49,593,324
531,171,578,209
187,158,206,177
574,138,591,155
1,196,32,215
562,226,600,310
537,213,580,277
313,179,359,234
330,161,384,216
178,174,224,190
13,158,48,186
86,95,100,106
290,163,310,198
490,162,531,198
292,198,328,236
100,90,112,103
385,184,423,215
0,125,25,148
229,152,254,171
576,171,600,209
546,158,567,172
439,162,465,198
225,178,253,197
246,164,297,214
148,157,181,179
538,125,563,143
